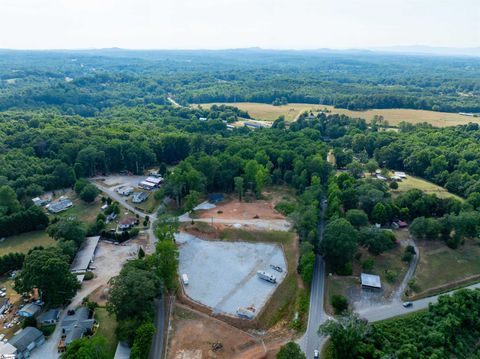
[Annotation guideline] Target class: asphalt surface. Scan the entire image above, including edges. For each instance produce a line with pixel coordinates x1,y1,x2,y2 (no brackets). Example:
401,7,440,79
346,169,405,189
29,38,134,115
300,200,328,358
149,295,166,359
359,281,480,322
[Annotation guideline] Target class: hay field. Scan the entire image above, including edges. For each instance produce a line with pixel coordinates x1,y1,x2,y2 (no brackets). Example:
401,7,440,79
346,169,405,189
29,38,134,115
197,102,479,127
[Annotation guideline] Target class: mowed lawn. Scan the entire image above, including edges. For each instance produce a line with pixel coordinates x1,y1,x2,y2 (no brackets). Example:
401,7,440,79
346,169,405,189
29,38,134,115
414,240,480,297
391,175,463,201
0,195,103,257
0,231,56,256
197,102,479,127
95,307,118,359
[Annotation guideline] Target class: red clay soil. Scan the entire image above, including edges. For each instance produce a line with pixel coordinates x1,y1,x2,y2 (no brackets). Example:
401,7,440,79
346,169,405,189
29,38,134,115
168,304,293,359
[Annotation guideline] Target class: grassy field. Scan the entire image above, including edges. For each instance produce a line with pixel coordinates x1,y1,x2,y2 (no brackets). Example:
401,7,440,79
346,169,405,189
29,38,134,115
56,195,103,223
198,102,479,127
0,231,56,256
391,175,463,201
95,307,118,359
218,229,305,329
413,240,480,298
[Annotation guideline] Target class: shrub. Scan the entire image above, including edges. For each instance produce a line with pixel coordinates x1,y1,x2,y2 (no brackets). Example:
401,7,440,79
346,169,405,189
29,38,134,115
331,294,349,314
275,201,297,216
40,324,56,336
337,262,353,276
84,271,94,280
362,258,374,271
386,270,398,283
389,181,399,189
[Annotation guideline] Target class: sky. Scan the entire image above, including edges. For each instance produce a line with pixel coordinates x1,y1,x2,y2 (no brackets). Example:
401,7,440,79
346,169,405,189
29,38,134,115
0,0,479,50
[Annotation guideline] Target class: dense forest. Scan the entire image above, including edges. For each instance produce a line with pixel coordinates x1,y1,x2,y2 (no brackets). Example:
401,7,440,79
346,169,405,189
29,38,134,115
0,49,479,116
321,289,480,358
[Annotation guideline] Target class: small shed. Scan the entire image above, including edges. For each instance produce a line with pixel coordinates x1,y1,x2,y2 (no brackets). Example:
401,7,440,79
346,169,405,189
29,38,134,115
360,273,382,289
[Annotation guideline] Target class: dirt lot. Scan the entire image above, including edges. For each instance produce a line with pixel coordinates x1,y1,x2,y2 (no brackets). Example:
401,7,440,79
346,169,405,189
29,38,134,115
197,197,285,221
75,240,140,308
168,304,284,359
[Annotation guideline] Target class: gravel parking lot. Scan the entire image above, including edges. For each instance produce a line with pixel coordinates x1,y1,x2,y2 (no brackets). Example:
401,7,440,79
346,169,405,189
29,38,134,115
176,232,287,318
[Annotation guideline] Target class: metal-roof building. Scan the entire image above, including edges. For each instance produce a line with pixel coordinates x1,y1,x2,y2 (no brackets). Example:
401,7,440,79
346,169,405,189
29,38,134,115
360,273,382,289
9,327,44,358
70,236,100,274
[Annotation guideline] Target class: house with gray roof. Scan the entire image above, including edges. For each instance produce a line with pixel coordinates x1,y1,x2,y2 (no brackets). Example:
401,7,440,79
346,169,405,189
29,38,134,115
60,307,95,346
132,191,149,203
37,308,61,326
47,198,73,214
9,327,44,359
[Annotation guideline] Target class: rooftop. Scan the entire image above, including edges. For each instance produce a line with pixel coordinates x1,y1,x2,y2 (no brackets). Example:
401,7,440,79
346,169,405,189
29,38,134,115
18,303,41,317
9,327,43,352
70,236,100,273
360,273,382,289
37,308,60,323
61,307,94,344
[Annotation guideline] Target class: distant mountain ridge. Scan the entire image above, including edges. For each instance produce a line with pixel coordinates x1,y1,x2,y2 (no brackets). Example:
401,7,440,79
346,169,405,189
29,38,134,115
372,45,480,57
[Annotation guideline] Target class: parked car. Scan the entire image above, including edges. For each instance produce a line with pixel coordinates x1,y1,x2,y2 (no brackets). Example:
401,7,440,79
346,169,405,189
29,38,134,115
270,265,283,272
314,349,320,358
403,301,413,308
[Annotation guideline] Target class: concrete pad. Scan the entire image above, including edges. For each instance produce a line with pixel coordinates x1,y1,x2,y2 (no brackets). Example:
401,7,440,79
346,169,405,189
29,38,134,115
176,232,287,318
194,201,216,211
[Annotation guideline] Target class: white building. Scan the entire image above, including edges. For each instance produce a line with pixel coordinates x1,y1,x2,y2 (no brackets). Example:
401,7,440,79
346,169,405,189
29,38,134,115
360,273,381,289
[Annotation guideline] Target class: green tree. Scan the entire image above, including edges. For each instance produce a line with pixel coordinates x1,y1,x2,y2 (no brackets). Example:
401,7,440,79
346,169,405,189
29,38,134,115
0,185,21,215
276,342,306,359
331,294,349,314
14,247,80,306
365,159,378,175
80,183,100,203
152,240,179,292
299,251,315,285
184,190,200,221
320,219,358,271
107,264,160,320
61,336,108,359
346,209,369,228
371,203,388,225
130,322,156,359
346,161,364,179
410,216,441,240
318,314,370,359
234,176,244,201
47,218,87,248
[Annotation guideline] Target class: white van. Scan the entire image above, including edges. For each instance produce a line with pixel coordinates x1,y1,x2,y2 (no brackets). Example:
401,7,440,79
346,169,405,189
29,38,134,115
182,274,189,286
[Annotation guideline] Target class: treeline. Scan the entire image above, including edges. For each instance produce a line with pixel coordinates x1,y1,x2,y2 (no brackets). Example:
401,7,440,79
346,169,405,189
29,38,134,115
321,289,480,358
0,50,478,115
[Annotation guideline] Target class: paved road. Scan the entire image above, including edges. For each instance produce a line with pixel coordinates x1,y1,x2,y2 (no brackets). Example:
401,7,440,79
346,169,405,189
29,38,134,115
149,295,166,359
300,200,328,357
359,281,480,322
300,256,328,357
